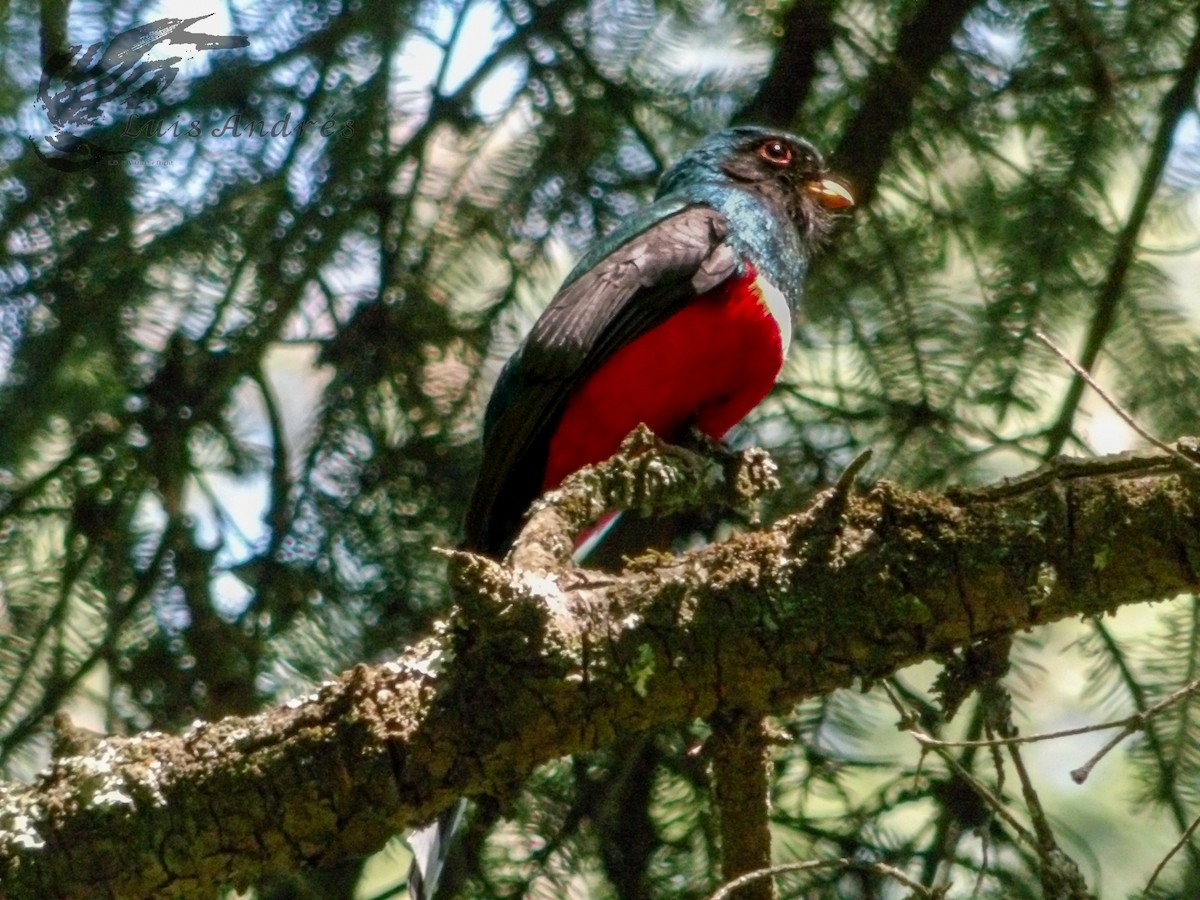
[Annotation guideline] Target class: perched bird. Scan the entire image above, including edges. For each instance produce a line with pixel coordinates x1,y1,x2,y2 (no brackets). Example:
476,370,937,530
465,124,853,557
408,125,851,900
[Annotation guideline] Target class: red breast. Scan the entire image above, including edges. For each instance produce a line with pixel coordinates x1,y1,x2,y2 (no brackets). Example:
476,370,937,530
543,264,789,490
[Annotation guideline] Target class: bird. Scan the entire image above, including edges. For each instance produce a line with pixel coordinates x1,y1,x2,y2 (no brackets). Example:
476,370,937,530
407,125,852,900
464,124,853,557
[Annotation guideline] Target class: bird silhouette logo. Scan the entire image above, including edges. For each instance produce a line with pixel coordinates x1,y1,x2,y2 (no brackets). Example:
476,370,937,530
30,15,248,172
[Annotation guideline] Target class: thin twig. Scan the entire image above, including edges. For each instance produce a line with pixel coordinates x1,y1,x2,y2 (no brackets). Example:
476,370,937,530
902,676,1200,783
908,720,1118,750
1069,676,1200,784
972,833,989,899
884,682,1035,847
707,857,936,900
1031,328,1200,473
1005,734,1054,848
1144,810,1200,895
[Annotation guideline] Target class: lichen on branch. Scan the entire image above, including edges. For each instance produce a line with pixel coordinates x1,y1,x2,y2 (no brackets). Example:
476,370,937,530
3,439,1200,899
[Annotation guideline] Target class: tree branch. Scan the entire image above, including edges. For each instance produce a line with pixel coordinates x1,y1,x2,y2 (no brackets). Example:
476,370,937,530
832,0,980,208
4,437,1200,898
734,0,837,128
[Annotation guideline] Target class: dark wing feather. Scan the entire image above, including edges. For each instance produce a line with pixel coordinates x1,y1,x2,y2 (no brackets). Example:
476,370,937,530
464,205,737,554
523,208,731,377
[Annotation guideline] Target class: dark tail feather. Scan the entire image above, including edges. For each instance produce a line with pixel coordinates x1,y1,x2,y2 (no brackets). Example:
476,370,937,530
406,801,466,900
580,508,714,571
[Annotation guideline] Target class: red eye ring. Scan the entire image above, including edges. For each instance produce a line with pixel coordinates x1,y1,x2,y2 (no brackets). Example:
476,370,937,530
758,139,793,166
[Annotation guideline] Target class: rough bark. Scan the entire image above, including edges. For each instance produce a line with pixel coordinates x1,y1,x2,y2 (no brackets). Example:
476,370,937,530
3,433,1200,899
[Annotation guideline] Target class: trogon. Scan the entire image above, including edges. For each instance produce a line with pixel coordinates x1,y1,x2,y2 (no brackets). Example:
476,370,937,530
408,126,852,900
465,124,853,557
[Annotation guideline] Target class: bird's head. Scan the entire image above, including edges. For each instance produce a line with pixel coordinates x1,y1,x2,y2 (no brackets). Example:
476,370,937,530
656,126,854,245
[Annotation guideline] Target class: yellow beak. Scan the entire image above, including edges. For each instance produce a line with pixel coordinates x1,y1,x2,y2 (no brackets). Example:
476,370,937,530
807,177,855,210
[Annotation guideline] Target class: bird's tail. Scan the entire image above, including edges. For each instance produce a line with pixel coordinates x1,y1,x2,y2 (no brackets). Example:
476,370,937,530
406,801,466,900
572,510,623,561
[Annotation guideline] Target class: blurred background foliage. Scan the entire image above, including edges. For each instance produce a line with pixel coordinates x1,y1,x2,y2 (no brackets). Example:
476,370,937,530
3,0,1200,896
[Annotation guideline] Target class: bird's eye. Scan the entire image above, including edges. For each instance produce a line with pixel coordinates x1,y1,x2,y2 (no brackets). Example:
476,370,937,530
758,139,793,166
